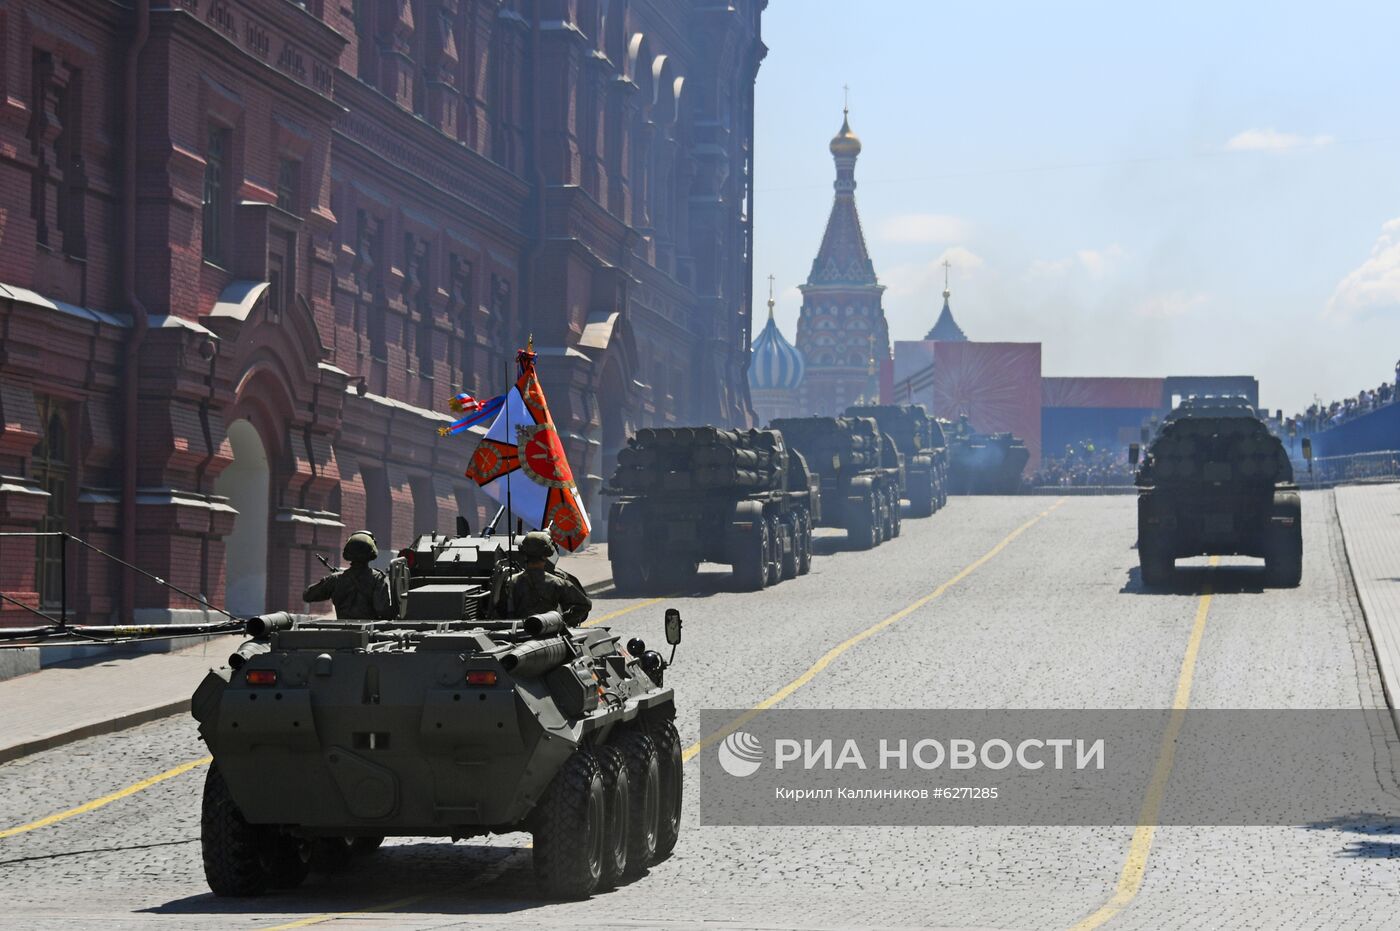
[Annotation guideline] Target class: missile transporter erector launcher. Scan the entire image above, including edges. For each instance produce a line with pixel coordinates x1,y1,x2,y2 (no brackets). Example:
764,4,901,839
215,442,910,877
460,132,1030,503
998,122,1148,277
1130,396,1302,588
768,415,904,550
605,426,819,593
192,525,685,900
846,403,950,516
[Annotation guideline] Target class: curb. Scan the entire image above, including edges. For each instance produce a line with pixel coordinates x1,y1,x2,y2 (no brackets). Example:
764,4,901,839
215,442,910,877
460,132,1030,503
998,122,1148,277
1333,487,1400,738
0,698,189,766
584,576,614,595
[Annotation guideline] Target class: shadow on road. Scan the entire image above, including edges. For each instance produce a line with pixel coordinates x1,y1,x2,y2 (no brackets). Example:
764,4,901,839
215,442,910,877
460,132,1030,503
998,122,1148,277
145,841,651,917
1304,813,1400,859
1120,564,1269,596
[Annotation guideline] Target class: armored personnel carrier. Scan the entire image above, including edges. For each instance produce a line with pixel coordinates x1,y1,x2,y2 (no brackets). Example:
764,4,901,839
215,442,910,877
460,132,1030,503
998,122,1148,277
192,525,684,900
769,415,903,549
606,426,818,593
846,403,949,516
1130,396,1301,587
944,415,1029,495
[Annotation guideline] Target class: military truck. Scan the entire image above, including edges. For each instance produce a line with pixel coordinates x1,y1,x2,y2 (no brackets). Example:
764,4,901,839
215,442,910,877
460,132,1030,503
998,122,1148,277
1130,396,1302,588
606,426,819,593
193,529,685,900
944,415,1030,494
768,415,903,549
846,403,949,516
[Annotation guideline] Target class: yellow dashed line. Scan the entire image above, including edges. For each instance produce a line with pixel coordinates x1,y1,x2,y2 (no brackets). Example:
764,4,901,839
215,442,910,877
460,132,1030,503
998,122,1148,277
0,755,211,839
259,894,428,930
1067,555,1219,931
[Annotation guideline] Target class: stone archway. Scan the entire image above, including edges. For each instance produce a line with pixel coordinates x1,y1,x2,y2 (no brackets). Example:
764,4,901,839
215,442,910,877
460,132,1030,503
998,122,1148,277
215,419,270,616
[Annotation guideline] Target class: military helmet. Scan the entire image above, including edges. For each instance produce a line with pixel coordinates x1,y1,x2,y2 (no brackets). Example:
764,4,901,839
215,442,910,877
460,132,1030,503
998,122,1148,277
343,530,378,562
520,531,555,560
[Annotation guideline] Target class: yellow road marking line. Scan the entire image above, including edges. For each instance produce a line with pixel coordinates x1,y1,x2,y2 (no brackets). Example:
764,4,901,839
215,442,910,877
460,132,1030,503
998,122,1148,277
259,894,428,930
1067,555,1219,931
0,755,211,840
682,499,1068,763
584,596,666,628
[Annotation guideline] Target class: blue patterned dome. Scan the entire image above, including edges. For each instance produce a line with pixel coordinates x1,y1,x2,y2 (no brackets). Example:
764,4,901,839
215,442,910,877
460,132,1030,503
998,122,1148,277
749,302,805,391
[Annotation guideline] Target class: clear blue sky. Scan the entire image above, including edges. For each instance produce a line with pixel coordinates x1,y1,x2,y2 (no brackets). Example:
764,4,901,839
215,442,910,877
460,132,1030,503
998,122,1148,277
751,0,1400,414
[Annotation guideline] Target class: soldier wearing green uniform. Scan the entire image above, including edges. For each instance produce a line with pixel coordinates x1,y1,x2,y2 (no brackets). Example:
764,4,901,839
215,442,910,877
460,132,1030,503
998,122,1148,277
303,531,394,620
504,531,591,624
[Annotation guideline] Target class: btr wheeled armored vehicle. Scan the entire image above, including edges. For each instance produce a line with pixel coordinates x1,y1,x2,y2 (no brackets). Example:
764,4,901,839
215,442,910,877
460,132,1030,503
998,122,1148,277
846,403,949,516
606,426,819,593
192,521,684,899
1130,396,1302,588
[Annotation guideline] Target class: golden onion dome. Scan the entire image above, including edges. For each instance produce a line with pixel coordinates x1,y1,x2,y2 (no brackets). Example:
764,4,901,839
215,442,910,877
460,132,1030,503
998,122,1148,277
829,111,861,158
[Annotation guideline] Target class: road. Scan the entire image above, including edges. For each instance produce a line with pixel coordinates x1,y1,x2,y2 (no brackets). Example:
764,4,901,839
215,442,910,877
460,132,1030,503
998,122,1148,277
1,492,1397,930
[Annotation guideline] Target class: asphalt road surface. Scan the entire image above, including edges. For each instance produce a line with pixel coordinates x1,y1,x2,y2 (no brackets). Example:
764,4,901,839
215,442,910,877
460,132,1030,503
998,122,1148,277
2,492,1397,930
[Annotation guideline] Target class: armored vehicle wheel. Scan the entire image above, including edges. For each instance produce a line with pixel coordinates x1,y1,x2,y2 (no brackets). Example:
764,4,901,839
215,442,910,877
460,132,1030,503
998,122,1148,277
652,719,683,859
1139,548,1174,589
266,836,311,889
596,746,631,888
615,730,661,874
1264,523,1303,588
733,519,770,591
533,749,606,898
780,515,799,581
796,511,813,576
201,764,270,897
889,488,902,538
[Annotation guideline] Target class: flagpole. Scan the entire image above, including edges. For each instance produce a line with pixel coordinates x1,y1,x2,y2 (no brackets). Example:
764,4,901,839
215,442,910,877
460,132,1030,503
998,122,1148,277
505,350,514,554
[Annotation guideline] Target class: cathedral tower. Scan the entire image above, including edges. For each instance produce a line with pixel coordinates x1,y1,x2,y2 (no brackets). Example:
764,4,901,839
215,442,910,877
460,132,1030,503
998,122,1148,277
795,108,890,414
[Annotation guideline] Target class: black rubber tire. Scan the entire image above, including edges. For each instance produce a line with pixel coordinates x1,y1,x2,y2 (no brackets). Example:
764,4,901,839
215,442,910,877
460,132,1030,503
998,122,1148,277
796,510,813,576
265,836,310,889
595,746,630,889
765,516,783,586
351,836,384,855
532,750,606,899
651,719,683,859
201,764,270,897
872,493,886,546
779,517,799,581
909,472,934,517
1139,548,1174,588
1265,526,1303,588
732,519,769,591
849,492,877,550
614,730,661,875
889,488,902,538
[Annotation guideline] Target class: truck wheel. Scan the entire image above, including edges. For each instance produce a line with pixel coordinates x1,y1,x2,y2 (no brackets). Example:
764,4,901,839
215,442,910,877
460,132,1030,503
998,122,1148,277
614,731,661,874
910,475,934,517
872,493,886,546
611,556,653,596
765,515,783,587
651,719,683,859
733,520,769,590
1265,523,1303,588
201,764,271,897
533,750,606,898
1139,548,1174,588
780,516,799,580
796,511,813,576
595,746,630,888
849,495,877,550
889,488,902,538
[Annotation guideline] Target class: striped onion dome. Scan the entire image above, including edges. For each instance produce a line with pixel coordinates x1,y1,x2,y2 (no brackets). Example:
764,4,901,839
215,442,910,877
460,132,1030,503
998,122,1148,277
749,300,805,390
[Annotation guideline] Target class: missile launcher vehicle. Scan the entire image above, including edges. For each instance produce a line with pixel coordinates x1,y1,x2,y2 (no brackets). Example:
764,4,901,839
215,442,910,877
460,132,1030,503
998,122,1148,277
944,415,1030,495
606,426,818,593
192,521,685,900
1129,396,1302,588
768,415,904,549
846,403,950,517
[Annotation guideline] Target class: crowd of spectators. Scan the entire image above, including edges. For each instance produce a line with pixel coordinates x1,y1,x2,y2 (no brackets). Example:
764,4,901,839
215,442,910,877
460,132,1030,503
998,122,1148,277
1030,440,1136,488
1285,360,1398,436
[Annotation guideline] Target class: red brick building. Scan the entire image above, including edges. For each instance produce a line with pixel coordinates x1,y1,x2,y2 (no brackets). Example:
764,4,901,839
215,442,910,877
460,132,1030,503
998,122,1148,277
0,0,766,624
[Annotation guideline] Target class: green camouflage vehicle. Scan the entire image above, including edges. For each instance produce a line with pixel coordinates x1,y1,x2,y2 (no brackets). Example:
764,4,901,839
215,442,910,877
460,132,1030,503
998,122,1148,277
944,415,1029,495
769,415,903,549
606,426,818,593
1130,396,1302,588
192,524,684,900
846,403,949,516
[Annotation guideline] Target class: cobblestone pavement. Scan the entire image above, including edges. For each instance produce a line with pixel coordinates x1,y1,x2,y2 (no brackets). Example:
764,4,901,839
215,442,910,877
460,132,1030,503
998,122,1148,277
1,493,1397,930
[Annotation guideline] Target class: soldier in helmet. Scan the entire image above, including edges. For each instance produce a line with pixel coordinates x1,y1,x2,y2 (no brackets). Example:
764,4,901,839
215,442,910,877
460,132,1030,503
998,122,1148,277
502,531,591,624
303,531,394,620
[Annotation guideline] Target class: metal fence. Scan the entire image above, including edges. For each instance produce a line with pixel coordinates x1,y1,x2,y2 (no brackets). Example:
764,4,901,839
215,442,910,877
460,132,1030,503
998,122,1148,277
1295,451,1400,488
